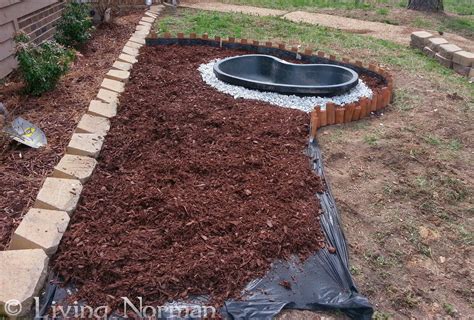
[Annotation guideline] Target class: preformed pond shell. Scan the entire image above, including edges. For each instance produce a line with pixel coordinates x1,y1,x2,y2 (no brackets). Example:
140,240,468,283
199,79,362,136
213,54,359,96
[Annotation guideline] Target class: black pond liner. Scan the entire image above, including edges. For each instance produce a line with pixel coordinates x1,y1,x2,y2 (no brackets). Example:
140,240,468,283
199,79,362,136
36,40,377,320
214,55,359,96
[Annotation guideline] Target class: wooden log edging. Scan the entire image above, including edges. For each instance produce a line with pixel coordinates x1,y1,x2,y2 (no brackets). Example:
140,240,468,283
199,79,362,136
145,33,394,141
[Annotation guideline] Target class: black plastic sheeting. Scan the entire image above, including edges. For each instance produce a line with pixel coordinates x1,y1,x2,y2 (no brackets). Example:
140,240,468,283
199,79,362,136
222,140,373,319
37,140,373,319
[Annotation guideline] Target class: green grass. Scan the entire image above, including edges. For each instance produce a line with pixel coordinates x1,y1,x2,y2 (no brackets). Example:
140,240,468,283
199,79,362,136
443,302,456,316
220,0,474,15
376,7,389,15
445,0,474,15
217,0,474,38
220,0,373,10
443,16,474,33
373,311,392,320
423,134,442,146
363,133,379,146
393,88,417,111
412,16,433,29
156,9,474,94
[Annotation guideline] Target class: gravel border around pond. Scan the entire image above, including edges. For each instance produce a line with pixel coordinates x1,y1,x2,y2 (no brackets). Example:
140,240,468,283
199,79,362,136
199,58,373,113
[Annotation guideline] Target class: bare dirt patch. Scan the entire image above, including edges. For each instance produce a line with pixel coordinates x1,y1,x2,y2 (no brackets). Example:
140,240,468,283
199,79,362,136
318,67,473,318
0,12,142,250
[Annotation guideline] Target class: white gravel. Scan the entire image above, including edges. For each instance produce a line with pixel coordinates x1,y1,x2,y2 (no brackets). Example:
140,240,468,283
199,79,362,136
198,58,373,112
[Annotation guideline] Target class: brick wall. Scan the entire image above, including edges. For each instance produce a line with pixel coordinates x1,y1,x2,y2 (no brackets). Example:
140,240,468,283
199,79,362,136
0,0,65,79
0,0,159,79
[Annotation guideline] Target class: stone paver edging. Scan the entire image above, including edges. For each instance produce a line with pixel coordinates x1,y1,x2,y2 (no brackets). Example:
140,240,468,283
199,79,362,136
0,5,163,318
411,31,474,80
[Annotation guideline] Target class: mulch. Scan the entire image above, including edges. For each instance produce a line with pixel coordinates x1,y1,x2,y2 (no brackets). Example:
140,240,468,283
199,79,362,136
0,12,142,250
52,45,330,311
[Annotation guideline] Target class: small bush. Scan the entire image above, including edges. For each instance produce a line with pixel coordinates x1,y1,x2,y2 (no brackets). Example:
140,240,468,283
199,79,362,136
15,34,75,96
55,2,93,48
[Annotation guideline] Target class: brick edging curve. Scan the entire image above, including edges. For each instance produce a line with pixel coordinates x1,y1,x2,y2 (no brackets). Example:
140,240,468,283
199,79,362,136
145,33,394,140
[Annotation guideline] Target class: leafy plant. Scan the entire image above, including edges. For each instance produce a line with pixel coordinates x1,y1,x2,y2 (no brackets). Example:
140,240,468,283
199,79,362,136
55,2,93,48
15,34,75,96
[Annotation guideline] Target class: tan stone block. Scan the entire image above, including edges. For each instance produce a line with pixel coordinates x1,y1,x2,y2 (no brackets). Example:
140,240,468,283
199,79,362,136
141,16,154,23
423,46,435,58
9,209,70,256
453,62,471,76
118,53,138,64
470,67,474,78
125,41,142,50
76,114,110,136
435,53,453,69
34,177,82,214
137,23,151,31
106,69,130,83
53,154,98,183
132,32,146,40
149,5,162,13
438,44,462,60
122,45,139,57
87,100,117,118
410,31,433,49
452,50,474,67
138,21,152,27
427,37,448,52
101,78,125,94
78,112,112,133
112,60,133,72
0,249,48,316
130,36,146,45
97,88,119,105
411,31,433,42
134,29,149,36
67,133,104,158
145,11,157,18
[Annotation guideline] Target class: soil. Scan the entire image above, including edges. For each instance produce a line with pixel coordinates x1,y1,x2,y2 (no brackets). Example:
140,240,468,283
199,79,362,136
0,12,142,250
51,45,336,311
318,70,474,318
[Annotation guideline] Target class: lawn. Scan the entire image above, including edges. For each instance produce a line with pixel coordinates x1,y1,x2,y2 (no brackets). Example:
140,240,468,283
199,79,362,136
157,9,472,93
155,8,473,318
220,0,474,15
217,0,474,38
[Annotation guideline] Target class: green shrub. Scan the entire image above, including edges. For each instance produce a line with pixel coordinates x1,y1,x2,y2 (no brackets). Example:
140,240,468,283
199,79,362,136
55,2,93,48
15,34,75,96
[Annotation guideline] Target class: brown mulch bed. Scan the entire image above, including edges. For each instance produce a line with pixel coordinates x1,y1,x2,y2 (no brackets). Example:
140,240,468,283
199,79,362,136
52,45,329,310
0,13,142,250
